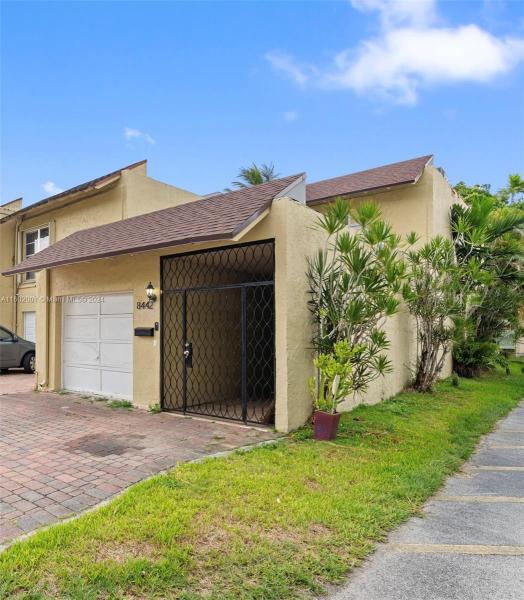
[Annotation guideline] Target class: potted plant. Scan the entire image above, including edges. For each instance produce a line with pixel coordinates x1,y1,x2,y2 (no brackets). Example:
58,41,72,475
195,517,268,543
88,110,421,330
309,340,358,440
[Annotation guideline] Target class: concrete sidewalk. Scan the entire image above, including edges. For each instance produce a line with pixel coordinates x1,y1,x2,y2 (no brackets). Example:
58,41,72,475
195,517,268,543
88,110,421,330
330,400,524,600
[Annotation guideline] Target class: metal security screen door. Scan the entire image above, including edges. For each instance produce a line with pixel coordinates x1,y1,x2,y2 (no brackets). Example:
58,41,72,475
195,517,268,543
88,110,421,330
161,241,275,425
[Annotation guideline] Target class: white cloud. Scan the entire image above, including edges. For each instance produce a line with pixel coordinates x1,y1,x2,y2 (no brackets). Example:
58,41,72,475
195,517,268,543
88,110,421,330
42,181,63,195
283,110,298,122
328,24,524,105
124,126,155,145
266,0,524,105
265,51,310,86
350,0,437,28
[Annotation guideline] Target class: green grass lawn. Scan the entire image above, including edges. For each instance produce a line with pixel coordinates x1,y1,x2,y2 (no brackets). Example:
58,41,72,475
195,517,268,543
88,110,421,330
2,362,524,600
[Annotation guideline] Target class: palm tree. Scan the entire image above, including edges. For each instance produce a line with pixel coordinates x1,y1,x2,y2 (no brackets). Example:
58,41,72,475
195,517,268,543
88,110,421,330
494,174,524,206
507,174,524,204
231,163,279,189
451,193,524,343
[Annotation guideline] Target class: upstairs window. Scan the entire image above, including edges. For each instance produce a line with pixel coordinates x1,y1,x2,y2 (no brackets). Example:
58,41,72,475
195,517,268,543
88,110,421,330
24,226,49,281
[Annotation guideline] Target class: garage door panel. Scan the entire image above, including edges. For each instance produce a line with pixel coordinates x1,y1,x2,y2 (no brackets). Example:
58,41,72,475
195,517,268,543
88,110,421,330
101,316,133,341
63,301,98,317
62,293,133,400
63,365,100,395
63,341,99,365
100,342,133,370
64,317,99,340
101,370,132,399
101,294,133,315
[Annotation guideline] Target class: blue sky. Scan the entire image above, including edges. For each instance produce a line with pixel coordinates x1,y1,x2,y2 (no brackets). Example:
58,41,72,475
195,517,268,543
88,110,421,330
1,0,523,207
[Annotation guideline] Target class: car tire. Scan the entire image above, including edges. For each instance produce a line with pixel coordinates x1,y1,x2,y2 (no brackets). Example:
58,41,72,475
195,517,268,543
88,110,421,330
22,353,35,374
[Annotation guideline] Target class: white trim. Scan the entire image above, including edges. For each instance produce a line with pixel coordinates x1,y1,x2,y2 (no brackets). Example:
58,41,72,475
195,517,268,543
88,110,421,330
274,174,306,203
21,224,51,281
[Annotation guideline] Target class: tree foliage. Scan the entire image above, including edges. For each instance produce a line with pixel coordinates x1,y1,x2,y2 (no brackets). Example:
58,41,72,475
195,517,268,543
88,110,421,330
455,174,524,210
402,236,464,392
452,180,524,340
307,199,405,399
452,174,524,374
231,163,279,189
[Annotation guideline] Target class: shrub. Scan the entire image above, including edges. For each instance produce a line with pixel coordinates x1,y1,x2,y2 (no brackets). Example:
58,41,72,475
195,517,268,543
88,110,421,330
453,340,507,378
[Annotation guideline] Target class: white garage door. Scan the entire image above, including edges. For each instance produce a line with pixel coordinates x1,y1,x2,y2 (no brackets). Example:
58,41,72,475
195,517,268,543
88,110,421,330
62,293,133,400
23,311,36,343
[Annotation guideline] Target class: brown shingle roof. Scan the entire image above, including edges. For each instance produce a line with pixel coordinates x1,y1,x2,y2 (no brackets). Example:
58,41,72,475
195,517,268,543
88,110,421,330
3,173,304,276
306,155,433,204
0,160,147,223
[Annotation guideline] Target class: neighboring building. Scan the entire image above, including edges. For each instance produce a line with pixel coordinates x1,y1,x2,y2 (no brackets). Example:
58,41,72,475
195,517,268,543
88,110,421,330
0,160,199,341
499,329,524,357
2,155,457,432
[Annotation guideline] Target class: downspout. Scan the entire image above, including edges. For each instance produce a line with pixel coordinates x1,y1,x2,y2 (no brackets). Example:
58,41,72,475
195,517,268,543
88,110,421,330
38,268,50,389
13,218,21,333
43,221,55,389
40,219,55,388
45,268,50,389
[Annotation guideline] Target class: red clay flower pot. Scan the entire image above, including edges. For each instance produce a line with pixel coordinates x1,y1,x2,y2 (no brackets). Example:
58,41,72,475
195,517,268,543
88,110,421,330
313,410,341,440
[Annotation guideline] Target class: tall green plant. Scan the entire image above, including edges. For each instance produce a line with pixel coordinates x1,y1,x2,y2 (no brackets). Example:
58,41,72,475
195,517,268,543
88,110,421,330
307,198,405,396
451,186,524,347
402,236,464,392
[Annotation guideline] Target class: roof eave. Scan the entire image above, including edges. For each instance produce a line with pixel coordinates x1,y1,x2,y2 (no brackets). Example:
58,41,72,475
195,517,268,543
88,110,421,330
307,171,433,206
1,230,241,276
3,207,278,277
0,159,147,224
0,177,121,224
307,155,433,206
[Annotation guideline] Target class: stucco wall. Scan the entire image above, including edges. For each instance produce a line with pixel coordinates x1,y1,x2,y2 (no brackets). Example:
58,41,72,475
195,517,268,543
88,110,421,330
337,306,415,412
1,201,22,330
0,219,17,330
122,167,199,218
361,169,433,243
269,199,327,431
1,165,200,338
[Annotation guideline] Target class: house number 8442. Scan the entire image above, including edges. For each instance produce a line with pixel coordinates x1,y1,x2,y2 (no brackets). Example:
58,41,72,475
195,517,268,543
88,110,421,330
137,300,154,310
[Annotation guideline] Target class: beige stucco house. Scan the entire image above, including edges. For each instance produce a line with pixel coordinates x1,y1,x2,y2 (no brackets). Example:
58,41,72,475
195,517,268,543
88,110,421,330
0,160,199,340
2,155,457,432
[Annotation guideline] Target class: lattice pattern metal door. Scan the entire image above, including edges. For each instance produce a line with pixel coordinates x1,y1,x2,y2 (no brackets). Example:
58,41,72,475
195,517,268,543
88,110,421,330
161,241,275,425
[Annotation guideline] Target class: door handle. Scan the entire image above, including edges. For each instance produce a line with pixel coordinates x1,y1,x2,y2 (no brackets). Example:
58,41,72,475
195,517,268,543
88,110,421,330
184,342,193,368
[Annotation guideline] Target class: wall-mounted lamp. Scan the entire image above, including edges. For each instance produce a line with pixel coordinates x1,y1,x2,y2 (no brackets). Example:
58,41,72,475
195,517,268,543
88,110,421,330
146,282,157,302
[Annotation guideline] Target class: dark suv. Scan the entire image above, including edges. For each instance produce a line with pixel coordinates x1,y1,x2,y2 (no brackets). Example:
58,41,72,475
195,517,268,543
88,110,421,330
0,326,35,373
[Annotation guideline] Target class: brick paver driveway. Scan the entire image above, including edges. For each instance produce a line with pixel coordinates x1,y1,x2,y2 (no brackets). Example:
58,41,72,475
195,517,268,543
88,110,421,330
0,391,277,548
0,371,36,395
